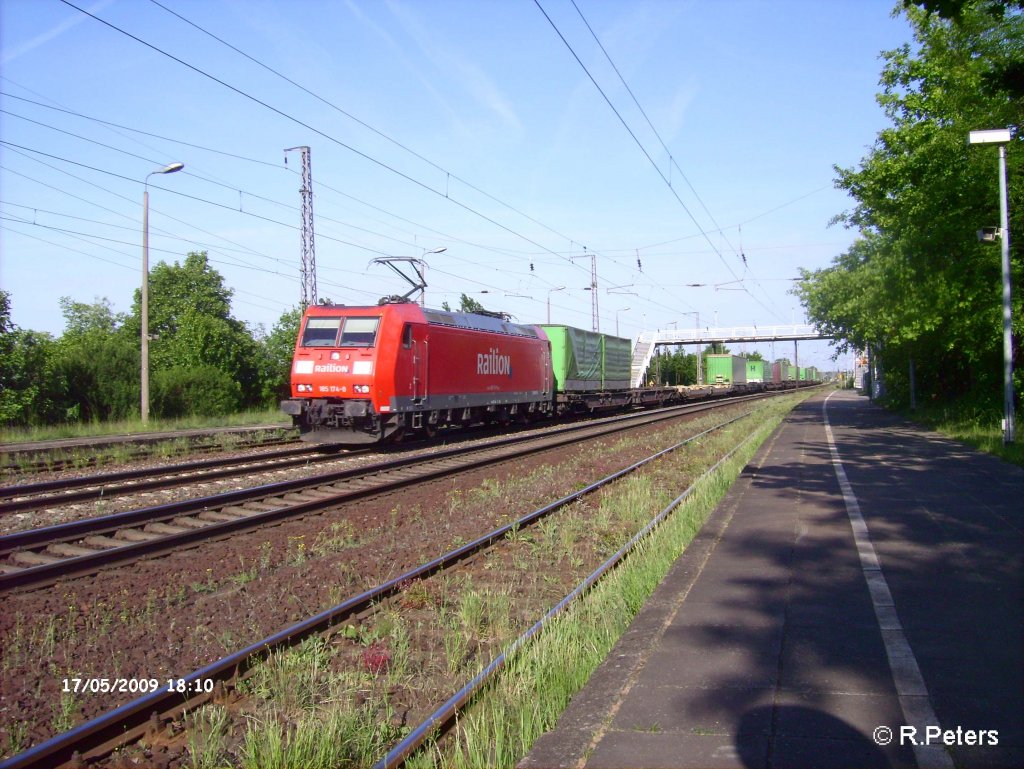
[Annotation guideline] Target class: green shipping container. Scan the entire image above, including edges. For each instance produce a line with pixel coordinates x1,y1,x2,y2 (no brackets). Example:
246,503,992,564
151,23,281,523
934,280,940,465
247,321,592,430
541,325,631,392
704,354,747,385
746,359,766,383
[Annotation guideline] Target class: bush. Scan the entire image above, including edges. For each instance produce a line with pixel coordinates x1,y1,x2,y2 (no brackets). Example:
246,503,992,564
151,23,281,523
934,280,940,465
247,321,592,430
151,365,242,418
55,332,139,422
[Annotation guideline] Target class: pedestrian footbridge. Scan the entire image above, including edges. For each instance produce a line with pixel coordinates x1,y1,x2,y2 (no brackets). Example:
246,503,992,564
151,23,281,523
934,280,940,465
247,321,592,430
631,324,832,387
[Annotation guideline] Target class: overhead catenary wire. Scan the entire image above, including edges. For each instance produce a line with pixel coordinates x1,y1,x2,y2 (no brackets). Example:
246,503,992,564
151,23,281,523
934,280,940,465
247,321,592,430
0,158,296,271
57,0,593,278
532,0,740,282
568,0,743,264
2,138,569,310
1,91,555,268
145,0,582,251
0,108,431,253
1,140,397,256
533,0,790,324
6,11,696,325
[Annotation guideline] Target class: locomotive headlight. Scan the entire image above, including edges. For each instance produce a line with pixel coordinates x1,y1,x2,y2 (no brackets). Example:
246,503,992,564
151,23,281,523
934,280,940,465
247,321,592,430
296,383,313,393
354,385,371,394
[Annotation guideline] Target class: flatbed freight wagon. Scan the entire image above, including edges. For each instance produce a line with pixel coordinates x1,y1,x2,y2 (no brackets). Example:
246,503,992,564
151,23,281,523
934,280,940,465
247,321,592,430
540,325,632,411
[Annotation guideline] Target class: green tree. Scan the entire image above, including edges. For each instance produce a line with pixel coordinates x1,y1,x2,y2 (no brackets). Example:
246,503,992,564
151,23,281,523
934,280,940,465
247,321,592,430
648,348,701,386
53,296,138,422
128,252,262,411
151,365,243,418
0,291,62,426
796,1,1022,409
441,294,488,313
458,293,487,313
256,306,302,405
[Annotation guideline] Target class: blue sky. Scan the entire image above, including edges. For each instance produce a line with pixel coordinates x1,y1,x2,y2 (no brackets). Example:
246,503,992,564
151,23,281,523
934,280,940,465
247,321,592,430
0,0,912,369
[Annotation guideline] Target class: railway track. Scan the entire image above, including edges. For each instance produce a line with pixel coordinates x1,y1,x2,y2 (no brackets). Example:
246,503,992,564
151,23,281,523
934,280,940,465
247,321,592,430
1,426,295,476
0,444,343,513
0,395,771,592
0,396,771,769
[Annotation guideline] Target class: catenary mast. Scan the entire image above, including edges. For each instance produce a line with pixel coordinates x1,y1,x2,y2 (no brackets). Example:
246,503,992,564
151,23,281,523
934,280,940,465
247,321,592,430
285,146,317,307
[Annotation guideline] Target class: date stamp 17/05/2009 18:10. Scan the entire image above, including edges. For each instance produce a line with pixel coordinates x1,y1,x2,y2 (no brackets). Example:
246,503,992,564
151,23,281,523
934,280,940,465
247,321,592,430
61,677,215,696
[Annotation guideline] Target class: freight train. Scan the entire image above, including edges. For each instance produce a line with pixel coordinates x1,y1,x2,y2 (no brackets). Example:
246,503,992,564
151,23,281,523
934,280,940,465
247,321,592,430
280,302,811,446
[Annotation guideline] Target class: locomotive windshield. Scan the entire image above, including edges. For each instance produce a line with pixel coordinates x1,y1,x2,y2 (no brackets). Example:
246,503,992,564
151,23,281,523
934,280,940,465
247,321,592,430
339,317,379,347
301,317,342,346
300,316,381,348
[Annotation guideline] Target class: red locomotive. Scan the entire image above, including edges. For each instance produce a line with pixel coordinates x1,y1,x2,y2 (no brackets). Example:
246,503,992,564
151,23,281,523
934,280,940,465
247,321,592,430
281,303,554,444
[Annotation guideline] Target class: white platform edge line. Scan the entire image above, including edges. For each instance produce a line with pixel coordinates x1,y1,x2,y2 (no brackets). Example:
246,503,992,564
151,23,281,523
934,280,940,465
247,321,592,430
822,391,953,769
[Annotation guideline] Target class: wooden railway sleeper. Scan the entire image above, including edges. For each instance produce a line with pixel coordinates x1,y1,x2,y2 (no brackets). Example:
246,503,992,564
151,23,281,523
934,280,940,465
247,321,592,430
215,506,256,517
386,468,424,479
83,535,125,549
286,488,336,500
198,510,246,522
47,543,100,558
235,501,284,513
9,550,62,567
116,529,162,542
281,492,324,504
144,522,191,535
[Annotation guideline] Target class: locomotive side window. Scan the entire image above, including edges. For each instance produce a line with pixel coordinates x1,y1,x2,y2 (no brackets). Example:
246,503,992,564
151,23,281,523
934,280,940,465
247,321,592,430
301,317,342,346
339,317,380,347
402,323,413,349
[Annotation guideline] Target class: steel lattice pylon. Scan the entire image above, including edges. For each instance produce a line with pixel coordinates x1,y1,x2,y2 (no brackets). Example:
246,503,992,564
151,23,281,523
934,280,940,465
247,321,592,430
285,146,317,307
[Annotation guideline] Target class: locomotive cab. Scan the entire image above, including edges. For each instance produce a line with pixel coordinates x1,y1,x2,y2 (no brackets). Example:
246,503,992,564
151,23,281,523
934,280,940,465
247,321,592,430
283,302,555,445
281,308,400,443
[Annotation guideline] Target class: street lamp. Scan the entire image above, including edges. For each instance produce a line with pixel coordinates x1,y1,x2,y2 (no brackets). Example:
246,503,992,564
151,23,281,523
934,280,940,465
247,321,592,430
615,307,630,337
418,247,446,306
969,127,1015,443
547,286,565,324
141,162,185,423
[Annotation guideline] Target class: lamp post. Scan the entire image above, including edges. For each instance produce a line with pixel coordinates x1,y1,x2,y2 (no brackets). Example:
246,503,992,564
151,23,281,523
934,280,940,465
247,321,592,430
969,128,1015,444
547,286,565,323
141,162,184,423
419,247,446,307
615,307,630,337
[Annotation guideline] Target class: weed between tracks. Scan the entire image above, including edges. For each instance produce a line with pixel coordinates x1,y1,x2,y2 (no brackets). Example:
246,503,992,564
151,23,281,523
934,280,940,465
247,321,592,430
173,394,809,769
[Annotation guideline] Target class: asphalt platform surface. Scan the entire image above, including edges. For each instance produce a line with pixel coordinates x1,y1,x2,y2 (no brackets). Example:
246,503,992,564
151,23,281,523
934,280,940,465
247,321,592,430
521,389,1022,769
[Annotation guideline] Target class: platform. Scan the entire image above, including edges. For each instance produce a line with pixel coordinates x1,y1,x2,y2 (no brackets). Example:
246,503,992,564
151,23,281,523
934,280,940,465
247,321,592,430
522,389,1022,769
